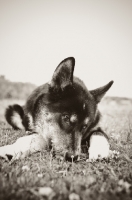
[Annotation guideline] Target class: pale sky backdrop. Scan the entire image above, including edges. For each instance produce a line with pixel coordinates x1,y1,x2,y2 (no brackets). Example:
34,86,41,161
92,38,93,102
0,0,132,97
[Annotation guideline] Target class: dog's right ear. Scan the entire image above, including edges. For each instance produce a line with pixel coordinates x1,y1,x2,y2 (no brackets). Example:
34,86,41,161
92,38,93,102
50,57,75,92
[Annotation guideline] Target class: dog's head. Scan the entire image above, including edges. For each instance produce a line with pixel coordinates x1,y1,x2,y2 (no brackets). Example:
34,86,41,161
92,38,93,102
39,57,113,161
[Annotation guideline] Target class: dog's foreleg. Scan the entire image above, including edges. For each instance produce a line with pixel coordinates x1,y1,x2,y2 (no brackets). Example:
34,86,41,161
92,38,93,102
89,132,110,160
0,134,46,160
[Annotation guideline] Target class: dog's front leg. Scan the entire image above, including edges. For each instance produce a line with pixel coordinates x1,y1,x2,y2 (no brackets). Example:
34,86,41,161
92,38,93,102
88,131,110,160
0,134,46,161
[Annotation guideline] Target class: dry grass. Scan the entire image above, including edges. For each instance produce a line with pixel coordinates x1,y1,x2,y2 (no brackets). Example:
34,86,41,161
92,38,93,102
0,98,132,200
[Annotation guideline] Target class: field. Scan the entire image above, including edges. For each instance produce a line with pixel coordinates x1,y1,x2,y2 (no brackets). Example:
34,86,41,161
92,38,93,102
0,98,132,200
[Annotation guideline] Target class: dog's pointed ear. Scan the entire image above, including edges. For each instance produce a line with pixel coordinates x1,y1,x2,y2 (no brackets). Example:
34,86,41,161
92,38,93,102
90,81,114,103
50,57,75,91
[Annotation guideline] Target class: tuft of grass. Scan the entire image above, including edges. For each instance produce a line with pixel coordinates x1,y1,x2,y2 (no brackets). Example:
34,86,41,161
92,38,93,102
0,98,132,200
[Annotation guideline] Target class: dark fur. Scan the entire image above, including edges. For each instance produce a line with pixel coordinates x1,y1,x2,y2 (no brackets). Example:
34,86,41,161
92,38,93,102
5,104,24,130
5,57,113,160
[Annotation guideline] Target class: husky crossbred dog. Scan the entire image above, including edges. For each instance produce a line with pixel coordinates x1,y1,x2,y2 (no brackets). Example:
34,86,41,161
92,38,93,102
0,57,113,161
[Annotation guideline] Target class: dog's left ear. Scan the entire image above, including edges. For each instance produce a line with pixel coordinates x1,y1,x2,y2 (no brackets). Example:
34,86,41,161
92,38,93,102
90,81,114,103
50,57,75,91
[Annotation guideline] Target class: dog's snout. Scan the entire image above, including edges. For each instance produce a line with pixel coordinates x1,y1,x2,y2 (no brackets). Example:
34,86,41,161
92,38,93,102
65,152,78,162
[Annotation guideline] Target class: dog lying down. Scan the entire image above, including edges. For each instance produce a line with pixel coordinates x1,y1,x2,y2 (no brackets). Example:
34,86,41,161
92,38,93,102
0,57,113,162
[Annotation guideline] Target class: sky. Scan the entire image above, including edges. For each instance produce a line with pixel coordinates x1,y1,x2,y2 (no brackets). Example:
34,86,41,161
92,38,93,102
0,0,132,98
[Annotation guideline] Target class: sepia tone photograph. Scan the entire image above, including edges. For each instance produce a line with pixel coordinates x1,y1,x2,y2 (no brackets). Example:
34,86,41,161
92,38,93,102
0,0,132,199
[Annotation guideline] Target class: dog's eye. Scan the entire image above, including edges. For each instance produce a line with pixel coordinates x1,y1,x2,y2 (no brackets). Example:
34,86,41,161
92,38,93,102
63,114,70,123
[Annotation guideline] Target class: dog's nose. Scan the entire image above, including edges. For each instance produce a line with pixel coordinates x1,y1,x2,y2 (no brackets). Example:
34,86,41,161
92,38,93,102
65,152,78,162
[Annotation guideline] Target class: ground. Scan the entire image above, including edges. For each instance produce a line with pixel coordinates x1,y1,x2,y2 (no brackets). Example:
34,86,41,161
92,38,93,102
0,98,132,200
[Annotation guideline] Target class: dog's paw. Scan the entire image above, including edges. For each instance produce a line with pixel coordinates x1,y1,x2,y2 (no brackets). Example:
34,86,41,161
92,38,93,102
0,136,31,161
0,134,46,161
89,134,110,160
0,144,30,161
0,145,14,161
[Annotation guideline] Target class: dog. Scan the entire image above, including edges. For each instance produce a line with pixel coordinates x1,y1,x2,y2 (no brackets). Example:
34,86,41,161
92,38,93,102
0,57,113,161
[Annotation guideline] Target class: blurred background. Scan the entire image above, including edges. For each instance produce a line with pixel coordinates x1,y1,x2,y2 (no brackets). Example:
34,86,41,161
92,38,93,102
0,0,132,99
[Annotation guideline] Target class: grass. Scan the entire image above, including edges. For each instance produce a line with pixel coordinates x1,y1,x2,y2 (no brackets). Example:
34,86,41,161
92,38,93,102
0,98,132,200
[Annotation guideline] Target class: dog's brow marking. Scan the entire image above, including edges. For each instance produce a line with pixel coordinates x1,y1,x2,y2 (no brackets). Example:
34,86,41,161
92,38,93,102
83,103,85,110
84,117,89,124
70,114,77,123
